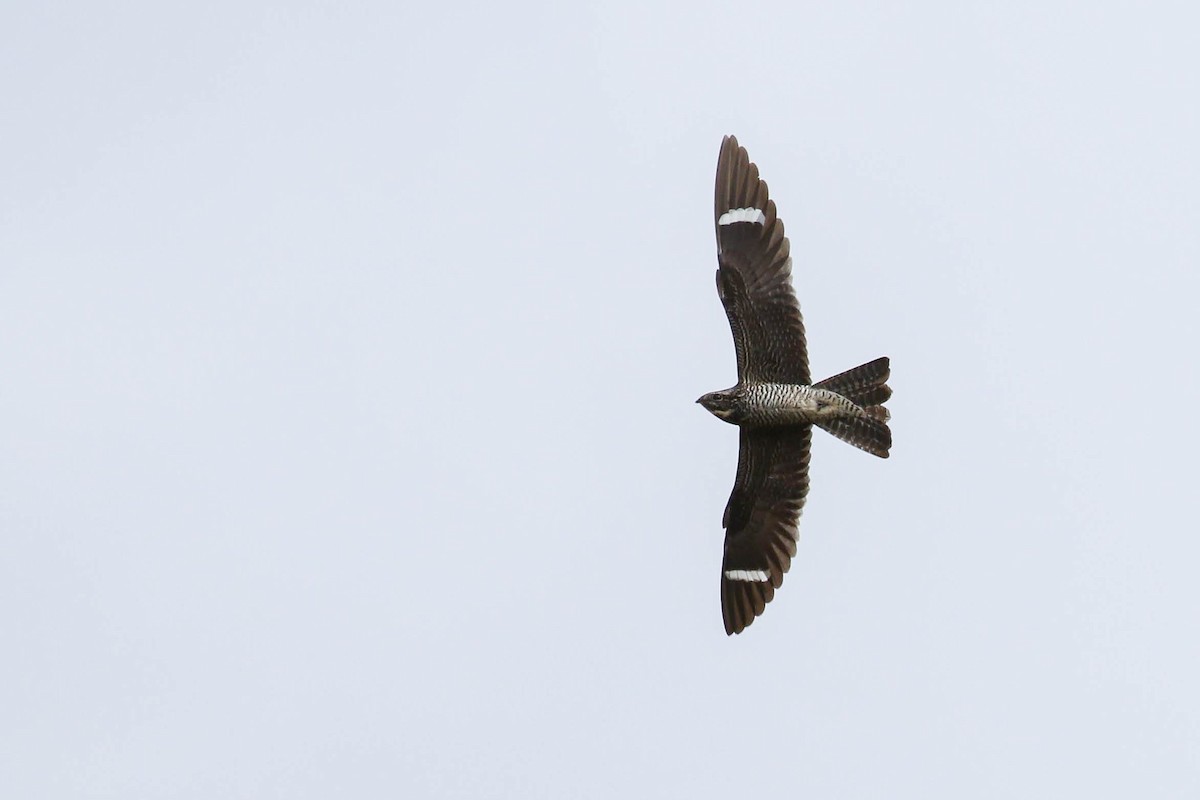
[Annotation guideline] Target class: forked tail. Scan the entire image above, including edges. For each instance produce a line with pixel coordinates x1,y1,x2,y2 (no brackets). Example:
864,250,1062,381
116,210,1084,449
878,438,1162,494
814,357,892,458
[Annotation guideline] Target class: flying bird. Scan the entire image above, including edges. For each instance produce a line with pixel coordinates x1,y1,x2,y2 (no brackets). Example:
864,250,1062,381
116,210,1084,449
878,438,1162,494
698,135,892,635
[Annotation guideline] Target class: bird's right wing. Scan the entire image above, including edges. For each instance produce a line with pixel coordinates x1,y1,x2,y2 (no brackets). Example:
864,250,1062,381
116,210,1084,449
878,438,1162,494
720,424,812,635
714,135,810,385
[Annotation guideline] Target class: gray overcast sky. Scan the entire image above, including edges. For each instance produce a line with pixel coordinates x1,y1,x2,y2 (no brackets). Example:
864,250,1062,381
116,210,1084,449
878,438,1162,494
3,1,1199,797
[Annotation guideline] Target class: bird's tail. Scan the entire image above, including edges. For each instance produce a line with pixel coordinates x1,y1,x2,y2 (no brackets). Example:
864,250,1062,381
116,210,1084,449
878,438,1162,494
815,356,892,408
814,357,892,458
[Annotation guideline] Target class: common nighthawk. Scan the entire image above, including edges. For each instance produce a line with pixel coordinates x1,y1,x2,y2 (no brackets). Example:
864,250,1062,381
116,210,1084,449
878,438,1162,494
698,135,892,635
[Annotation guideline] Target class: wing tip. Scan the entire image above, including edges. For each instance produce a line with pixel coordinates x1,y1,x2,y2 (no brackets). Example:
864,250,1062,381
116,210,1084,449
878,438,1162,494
721,573,779,636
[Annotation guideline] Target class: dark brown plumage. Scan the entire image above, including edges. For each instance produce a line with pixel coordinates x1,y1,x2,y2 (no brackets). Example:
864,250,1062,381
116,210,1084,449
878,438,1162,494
713,138,809,386
703,135,892,635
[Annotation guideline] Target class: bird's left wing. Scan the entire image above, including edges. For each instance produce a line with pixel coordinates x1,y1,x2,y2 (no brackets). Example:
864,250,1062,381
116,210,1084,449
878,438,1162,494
714,135,810,385
720,424,812,635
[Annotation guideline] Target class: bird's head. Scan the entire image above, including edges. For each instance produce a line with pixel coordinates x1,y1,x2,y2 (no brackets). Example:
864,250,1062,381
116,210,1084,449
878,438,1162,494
697,390,740,423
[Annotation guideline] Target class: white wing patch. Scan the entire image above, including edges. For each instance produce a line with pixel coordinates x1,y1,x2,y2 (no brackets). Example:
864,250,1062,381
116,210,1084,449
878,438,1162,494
718,207,766,226
724,569,770,582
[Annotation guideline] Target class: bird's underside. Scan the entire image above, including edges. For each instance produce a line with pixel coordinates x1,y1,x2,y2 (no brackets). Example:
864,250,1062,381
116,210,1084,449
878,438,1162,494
701,135,892,636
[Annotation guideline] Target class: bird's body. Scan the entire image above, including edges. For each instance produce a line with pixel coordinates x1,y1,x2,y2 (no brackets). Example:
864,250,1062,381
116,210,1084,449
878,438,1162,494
702,383,863,427
700,136,893,635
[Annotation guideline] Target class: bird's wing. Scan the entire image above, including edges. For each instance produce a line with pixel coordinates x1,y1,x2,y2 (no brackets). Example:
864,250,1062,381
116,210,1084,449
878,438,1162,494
714,135,809,385
720,425,811,635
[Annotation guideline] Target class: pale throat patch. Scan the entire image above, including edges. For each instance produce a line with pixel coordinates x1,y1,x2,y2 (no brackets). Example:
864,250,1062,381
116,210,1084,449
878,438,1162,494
718,207,766,226
724,569,769,582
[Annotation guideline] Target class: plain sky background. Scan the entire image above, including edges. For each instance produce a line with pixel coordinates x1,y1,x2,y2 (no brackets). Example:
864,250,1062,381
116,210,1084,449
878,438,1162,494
3,1,1199,797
